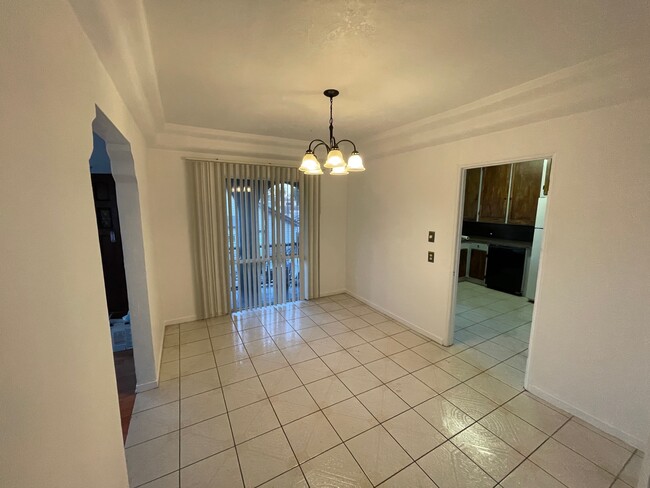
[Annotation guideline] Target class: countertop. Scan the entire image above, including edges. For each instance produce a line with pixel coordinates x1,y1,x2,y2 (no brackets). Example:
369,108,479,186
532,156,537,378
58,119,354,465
461,236,532,249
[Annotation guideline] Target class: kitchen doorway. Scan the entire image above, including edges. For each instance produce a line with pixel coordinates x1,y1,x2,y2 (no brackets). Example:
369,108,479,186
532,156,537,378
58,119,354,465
448,157,552,388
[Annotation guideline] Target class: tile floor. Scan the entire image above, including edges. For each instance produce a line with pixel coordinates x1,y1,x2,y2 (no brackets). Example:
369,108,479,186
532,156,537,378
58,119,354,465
125,283,644,487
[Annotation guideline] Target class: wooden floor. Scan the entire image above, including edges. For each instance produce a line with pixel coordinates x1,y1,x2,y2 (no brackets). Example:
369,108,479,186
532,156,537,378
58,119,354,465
114,349,136,442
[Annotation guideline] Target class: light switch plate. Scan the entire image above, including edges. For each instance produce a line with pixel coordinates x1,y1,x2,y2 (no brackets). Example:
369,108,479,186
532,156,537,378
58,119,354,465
428,251,435,263
428,231,435,243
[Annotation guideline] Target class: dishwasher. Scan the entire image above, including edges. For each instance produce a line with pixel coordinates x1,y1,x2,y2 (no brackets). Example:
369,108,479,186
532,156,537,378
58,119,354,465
485,245,526,295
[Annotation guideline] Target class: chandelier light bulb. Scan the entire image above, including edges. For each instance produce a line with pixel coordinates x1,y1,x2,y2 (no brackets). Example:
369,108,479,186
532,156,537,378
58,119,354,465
346,152,365,172
330,164,349,176
299,151,319,172
305,165,324,175
324,148,345,168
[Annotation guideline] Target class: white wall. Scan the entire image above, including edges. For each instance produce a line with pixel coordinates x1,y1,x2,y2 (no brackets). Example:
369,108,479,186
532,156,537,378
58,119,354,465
146,149,349,324
346,98,650,448
0,1,162,486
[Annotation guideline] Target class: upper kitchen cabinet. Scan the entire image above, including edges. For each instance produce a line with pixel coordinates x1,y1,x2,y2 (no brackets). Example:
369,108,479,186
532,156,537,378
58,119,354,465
478,164,511,223
508,159,544,225
463,168,481,221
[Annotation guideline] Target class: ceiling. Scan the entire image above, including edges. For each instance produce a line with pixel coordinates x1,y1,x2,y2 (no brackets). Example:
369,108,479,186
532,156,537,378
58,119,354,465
143,0,649,141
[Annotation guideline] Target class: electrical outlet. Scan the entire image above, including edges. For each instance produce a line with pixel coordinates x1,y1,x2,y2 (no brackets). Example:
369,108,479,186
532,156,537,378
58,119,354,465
428,231,435,243
428,251,435,263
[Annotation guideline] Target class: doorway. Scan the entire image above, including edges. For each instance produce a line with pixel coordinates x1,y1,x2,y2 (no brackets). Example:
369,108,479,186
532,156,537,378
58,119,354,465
449,157,552,388
89,131,134,441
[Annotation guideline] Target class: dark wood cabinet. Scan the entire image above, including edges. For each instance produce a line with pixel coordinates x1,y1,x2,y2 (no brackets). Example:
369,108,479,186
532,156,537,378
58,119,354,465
463,168,481,221
458,248,468,278
508,159,544,225
469,249,487,280
478,164,511,223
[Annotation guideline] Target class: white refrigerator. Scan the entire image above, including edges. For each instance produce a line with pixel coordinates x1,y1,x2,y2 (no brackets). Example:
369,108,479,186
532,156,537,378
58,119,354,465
525,197,547,300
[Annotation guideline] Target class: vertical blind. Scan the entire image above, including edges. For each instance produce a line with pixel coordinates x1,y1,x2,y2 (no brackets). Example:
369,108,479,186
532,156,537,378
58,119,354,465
191,160,320,316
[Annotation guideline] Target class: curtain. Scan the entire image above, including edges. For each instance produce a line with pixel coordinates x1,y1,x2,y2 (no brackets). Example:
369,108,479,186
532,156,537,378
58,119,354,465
190,160,320,316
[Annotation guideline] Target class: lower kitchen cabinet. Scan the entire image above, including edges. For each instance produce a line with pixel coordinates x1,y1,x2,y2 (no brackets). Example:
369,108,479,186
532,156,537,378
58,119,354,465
469,249,487,280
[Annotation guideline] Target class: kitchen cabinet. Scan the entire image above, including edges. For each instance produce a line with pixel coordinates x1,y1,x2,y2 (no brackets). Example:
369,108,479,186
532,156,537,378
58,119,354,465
478,164,511,223
458,248,468,278
508,160,544,225
469,249,487,280
463,168,481,221
464,159,549,226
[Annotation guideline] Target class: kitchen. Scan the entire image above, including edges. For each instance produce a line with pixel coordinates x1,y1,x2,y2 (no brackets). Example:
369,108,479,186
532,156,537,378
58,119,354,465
458,158,551,300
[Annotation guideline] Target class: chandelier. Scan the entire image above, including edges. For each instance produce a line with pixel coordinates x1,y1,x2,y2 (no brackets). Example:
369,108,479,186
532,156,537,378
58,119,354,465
299,89,365,175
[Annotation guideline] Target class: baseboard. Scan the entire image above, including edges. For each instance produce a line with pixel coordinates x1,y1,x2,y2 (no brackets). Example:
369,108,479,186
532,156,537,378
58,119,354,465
135,379,159,393
526,385,644,450
344,290,447,346
163,315,198,327
319,289,348,298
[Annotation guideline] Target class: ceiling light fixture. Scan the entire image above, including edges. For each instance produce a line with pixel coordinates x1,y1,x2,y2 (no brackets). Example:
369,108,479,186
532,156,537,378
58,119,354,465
299,89,365,175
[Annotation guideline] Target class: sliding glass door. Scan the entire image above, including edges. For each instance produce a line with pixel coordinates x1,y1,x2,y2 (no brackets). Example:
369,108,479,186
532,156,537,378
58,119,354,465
225,171,301,310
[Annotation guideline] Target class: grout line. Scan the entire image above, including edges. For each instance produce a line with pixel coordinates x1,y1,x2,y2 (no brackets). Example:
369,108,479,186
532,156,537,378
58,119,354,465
146,288,624,487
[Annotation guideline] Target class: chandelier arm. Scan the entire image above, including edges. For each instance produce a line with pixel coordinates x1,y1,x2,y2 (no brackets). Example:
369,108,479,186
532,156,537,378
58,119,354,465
307,139,331,152
336,139,358,153
310,141,330,158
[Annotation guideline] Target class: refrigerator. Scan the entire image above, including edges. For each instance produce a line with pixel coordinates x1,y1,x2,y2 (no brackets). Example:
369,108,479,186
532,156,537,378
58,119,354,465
525,196,547,300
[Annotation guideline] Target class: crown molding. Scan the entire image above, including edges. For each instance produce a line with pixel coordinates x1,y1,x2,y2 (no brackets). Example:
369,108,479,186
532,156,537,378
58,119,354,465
69,0,165,140
360,48,650,159
153,123,308,164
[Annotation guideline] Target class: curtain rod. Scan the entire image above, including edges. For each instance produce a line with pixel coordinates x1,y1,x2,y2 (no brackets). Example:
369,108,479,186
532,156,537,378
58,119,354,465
182,156,298,169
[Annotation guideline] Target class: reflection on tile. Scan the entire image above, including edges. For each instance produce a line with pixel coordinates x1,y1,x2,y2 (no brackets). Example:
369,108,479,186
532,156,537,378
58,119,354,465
284,411,341,463
218,359,257,386
237,429,298,488
452,423,525,480
479,407,547,456
323,397,378,440
466,373,520,405
269,386,319,425
530,438,614,488
442,384,497,420
180,447,242,488
383,409,446,458
415,396,474,438
302,443,372,488
503,394,568,434
346,425,412,485
418,441,495,488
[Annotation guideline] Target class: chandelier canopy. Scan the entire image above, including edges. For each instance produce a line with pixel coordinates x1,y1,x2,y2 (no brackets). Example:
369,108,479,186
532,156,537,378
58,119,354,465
299,89,365,176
